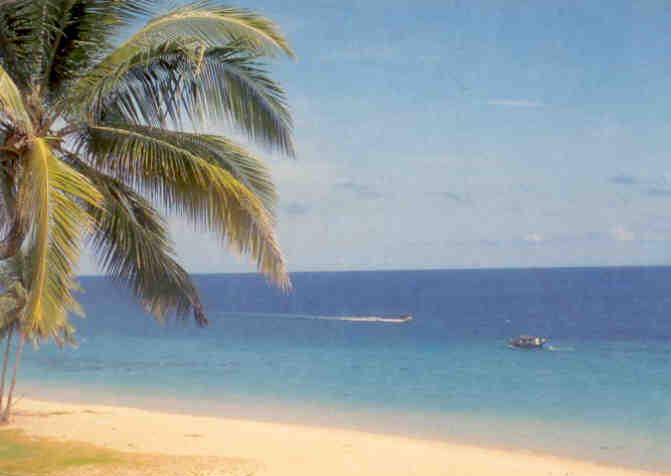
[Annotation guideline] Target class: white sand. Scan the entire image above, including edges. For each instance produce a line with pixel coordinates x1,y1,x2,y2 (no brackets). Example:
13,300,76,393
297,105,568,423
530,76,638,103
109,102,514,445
10,398,668,476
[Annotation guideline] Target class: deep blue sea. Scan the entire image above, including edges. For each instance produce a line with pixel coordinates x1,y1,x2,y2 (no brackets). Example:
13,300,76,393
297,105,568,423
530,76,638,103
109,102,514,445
19,267,671,471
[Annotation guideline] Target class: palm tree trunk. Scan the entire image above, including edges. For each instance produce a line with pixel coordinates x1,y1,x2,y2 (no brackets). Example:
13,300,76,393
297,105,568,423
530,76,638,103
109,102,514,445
0,325,14,413
2,331,24,423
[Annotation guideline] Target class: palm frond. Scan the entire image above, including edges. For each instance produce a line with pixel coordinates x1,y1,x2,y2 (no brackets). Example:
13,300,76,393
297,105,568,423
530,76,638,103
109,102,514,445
0,256,19,288
0,292,20,337
0,293,18,317
37,0,152,101
20,137,101,338
0,63,31,132
0,1,58,91
0,253,27,337
124,1,293,58
0,1,294,337
79,123,290,289
69,2,293,132
82,42,294,154
70,159,207,326
51,317,77,347
0,1,35,90
180,132,278,212
0,1,151,99
89,125,277,210
0,279,26,326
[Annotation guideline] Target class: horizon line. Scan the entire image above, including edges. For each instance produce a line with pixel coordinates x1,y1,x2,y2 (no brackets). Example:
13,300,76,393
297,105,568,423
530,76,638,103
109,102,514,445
77,263,671,278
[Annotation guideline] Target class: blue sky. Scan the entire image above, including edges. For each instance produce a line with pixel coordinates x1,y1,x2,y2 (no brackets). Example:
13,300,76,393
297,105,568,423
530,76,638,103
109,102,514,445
78,1,671,273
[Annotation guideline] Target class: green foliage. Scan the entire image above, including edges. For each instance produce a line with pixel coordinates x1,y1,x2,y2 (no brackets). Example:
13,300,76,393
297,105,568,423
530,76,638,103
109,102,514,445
0,64,32,133
74,40,294,154
0,255,25,338
0,0,294,339
80,123,289,288
76,160,208,325
21,138,101,338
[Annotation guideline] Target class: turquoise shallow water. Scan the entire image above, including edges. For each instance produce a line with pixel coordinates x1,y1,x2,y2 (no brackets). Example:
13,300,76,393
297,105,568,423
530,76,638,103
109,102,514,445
18,268,671,471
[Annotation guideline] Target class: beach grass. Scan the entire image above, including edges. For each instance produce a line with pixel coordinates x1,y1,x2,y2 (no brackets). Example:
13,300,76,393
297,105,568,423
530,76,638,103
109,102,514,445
0,429,127,475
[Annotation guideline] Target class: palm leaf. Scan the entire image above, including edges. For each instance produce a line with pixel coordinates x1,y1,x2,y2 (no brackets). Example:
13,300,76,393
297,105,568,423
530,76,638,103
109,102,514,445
79,123,290,289
84,42,294,154
0,255,20,288
69,2,293,127
0,291,20,337
20,137,101,338
37,0,152,101
88,127,277,210
0,1,294,336
70,160,207,325
0,71,30,259
181,132,278,212
0,1,151,97
0,63,31,132
118,1,293,58
0,0,35,90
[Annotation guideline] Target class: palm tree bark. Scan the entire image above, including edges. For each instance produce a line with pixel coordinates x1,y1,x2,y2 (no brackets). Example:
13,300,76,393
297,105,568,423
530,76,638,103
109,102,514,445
0,324,14,413
1,331,23,423
0,210,26,260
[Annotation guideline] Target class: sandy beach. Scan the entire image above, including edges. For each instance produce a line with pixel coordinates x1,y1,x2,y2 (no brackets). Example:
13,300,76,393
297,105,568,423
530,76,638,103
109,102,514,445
6,398,667,476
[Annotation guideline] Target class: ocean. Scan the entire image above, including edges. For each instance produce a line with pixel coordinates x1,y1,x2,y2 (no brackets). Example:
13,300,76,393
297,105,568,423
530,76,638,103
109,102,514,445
19,267,671,471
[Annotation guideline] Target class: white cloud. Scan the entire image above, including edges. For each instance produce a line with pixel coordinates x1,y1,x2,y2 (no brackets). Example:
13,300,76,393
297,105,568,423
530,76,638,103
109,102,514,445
611,225,635,242
271,158,337,185
523,232,545,243
486,99,545,108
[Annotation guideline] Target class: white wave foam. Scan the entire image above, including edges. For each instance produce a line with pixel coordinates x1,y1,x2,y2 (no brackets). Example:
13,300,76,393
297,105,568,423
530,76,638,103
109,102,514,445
546,345,575,352
316,316,413,323
218,312,413,324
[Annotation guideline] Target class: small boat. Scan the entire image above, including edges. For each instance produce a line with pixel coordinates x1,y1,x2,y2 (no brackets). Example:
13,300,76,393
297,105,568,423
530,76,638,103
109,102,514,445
509,335,547,349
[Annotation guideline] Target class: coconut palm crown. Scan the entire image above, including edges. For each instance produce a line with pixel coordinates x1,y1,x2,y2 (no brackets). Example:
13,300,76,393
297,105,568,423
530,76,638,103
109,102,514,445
0,0,294,340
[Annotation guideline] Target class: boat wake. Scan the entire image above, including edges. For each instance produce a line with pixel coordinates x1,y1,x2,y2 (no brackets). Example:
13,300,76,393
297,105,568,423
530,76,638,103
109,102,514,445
218,312,412,324
315,316,413,323
546,345,575,352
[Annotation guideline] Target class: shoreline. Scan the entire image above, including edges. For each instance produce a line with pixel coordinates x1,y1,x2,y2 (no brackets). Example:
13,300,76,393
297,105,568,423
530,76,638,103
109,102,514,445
8,397,669,476
18,382,671,472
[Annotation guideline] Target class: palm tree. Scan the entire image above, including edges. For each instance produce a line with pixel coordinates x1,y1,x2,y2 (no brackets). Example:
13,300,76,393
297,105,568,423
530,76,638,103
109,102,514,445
0,254,26,421
2,331,23,423
0,253,77,422
0,282,22,414
0,255,25,400
0,0,294,354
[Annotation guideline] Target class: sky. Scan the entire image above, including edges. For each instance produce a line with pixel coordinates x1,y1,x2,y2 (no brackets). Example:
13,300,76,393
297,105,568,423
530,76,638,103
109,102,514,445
77,1,671,274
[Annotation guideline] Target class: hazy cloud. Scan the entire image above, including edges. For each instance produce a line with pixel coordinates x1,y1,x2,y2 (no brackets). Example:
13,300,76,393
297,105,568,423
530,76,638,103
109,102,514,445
610,174,640,185
486,99,544,108
523,232,545,243
439,192,469,204
609,174,671,188
284,202,311,215
334,181,383,199
609,174,671,197
611,225,635,242
645,188,671,197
